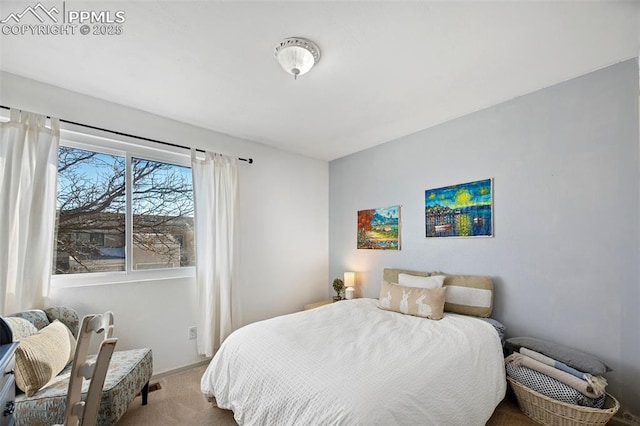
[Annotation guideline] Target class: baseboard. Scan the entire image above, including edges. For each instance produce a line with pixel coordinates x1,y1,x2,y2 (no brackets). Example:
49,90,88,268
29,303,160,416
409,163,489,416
150,359,211,381
609,416,640,426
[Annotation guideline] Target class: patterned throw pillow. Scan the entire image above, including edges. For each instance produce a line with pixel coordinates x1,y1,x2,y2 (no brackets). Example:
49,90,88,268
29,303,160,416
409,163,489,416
378,281,446,320
4,317,38,341
15,320,77,396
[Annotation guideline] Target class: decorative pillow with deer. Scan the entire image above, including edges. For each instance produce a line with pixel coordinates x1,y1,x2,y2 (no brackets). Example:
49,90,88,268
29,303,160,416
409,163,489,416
378,281,446,320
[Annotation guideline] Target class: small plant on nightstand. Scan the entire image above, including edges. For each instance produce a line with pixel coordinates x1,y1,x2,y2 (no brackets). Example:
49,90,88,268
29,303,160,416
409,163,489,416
332,278,344,301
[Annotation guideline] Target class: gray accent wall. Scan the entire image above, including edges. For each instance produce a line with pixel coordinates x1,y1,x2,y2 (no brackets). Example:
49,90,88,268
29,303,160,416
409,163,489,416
329,59,639,412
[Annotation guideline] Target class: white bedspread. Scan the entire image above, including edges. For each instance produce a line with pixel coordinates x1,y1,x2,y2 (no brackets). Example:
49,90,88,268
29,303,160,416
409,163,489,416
201,298,506,425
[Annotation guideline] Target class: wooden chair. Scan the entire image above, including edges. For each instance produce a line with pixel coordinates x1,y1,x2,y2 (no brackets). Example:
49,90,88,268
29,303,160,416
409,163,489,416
62,312,118,426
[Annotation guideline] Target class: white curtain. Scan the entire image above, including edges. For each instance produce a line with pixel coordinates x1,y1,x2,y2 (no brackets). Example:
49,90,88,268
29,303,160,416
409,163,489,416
191,150,241,357
0,109,59,315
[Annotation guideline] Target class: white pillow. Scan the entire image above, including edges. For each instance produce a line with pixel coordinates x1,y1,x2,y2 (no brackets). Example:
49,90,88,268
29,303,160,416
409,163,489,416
397,273,445,289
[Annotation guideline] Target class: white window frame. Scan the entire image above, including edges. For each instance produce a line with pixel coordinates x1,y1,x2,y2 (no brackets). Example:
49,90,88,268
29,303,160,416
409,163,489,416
52,127,195,288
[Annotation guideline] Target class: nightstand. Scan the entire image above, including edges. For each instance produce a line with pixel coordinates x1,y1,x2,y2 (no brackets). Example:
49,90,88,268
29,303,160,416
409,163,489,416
0,342,18,426
303,299,335,310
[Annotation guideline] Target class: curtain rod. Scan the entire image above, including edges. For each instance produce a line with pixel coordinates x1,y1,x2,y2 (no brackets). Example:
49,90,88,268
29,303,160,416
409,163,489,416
0,105,253,164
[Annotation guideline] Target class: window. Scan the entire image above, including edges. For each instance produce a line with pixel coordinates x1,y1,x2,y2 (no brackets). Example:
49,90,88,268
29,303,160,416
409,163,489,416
53,131,195,283
55,147,125,274
131,158,194,270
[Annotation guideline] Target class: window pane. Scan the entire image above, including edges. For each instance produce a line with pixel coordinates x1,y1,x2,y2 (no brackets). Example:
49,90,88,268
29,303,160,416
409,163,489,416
54,147,125,274
132,158,194,270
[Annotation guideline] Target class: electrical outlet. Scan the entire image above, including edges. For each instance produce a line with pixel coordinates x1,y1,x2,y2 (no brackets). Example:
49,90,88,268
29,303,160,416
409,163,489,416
188,326,197,340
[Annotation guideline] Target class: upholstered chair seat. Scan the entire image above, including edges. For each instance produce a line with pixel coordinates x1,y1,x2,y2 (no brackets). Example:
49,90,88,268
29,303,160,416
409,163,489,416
6,307,152,425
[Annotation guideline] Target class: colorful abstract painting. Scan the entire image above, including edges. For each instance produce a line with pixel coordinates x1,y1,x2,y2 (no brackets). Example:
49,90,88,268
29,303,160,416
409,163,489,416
425,179,493,238
357,205,400,250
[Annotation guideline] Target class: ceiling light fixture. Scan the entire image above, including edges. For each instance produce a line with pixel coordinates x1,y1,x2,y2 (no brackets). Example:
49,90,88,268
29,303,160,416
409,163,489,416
274,37,321,80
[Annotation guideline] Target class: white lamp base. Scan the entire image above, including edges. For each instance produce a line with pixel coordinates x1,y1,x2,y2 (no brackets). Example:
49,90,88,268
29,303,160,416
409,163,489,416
345,287,355,300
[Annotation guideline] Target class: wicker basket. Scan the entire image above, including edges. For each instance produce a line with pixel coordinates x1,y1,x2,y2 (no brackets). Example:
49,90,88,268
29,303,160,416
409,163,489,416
507,377,620,426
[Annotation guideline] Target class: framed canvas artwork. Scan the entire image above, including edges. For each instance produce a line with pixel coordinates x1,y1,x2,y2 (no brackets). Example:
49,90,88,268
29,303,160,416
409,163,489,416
425,179,493,238
357,205,400,250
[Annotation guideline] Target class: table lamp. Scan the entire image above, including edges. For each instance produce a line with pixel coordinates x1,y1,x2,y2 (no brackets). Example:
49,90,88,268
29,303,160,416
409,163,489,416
344,272,355,300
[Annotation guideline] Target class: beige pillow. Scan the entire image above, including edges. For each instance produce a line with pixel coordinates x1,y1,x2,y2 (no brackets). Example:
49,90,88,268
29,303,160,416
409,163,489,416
15,320,77,396
378,281,446,320
441,275,494,317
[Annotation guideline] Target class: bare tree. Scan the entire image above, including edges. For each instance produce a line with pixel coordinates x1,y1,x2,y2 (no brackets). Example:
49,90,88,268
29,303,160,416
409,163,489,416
55,147,194,274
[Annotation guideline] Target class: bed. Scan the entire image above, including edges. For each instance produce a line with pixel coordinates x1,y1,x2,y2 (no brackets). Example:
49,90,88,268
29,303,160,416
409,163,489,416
201,269,506,425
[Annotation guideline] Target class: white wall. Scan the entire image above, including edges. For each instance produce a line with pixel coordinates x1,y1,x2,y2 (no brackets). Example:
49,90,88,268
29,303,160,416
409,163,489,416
0,71,329,374
329,60,639,413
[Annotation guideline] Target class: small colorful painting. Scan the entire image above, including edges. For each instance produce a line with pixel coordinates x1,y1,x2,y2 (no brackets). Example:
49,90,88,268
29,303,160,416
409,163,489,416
357,205,400,250
425,179,493,238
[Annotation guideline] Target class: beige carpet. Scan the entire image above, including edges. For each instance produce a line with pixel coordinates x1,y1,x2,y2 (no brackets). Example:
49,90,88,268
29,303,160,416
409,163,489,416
117,365,538,425
117,365,235,426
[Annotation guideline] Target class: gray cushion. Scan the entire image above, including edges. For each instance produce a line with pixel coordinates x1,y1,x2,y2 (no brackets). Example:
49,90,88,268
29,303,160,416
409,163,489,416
505,336,610,375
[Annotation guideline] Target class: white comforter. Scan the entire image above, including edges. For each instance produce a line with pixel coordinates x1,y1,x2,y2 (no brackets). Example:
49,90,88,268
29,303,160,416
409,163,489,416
201,298,506,425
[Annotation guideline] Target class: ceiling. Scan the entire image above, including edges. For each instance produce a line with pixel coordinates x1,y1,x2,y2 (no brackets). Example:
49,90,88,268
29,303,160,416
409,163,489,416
1,1,638,161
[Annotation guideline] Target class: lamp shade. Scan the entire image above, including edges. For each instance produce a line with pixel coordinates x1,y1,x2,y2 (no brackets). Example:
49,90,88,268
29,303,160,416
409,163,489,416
344,272,355,299
274,37,321,79
343,272,355,288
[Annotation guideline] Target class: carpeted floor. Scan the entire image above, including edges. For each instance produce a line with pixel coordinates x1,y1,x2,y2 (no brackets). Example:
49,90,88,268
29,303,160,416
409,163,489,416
117,364,538,425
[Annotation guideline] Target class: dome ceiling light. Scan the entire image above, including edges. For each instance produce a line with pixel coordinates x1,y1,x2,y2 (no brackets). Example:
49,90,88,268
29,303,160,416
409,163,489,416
274,37,321,80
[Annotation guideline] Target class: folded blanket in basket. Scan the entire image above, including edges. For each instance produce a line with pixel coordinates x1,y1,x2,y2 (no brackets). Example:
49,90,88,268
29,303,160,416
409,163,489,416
519,348,607,396
504,337,610,375
505,362,606,408
505,353,603,398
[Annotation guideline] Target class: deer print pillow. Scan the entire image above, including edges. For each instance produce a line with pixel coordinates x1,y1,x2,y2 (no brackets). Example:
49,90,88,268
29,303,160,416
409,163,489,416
378,281,446,320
